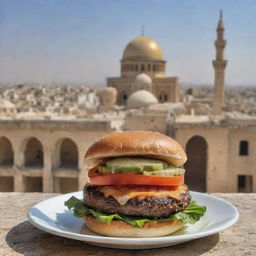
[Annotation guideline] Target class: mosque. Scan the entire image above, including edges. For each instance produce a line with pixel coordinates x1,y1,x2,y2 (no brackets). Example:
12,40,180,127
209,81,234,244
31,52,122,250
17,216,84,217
0,13,255,194
107,35,180,105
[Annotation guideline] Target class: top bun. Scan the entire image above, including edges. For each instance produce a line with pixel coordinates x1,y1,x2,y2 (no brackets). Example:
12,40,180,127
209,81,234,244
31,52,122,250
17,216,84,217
85,131,187,168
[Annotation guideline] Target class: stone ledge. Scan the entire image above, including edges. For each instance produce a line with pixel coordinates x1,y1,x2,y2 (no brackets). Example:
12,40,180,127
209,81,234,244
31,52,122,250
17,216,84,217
0,193,255,256
0,119,114,131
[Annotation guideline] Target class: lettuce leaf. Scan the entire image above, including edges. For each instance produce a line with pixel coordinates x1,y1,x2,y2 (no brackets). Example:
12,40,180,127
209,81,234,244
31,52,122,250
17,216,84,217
170,201,207,224
64,196,206,228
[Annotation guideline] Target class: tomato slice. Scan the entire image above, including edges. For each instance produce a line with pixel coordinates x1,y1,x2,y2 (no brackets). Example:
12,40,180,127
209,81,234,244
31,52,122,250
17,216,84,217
88,173,184,186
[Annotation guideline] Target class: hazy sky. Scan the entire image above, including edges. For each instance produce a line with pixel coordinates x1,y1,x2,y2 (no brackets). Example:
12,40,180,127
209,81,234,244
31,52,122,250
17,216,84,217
0,0,256,86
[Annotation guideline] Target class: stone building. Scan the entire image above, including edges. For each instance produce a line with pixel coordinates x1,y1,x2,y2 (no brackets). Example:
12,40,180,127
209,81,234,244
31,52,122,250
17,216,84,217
0,120,116,193
170,114,256,193
96,87,117,113
107,35,180,105
0,99,16,116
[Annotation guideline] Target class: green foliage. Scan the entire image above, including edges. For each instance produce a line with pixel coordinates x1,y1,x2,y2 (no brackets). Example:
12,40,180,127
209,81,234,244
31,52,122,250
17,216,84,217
65,197,206,228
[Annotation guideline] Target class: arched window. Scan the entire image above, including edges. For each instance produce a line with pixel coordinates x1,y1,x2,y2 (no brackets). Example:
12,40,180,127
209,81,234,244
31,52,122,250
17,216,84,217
131,64,134,71
159,92,168,103
141,64,145,71
148,64,151,71
0,137,13,167
239,141,248,156
185,136,207,192
153,64,156,71
53,138,79,193
24,138,43,168
59,139,78,168
135,64,138,71
119,91,127,105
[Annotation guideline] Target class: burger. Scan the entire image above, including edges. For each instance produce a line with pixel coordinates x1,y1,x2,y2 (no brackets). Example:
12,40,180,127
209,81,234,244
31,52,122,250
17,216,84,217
65,131,206,237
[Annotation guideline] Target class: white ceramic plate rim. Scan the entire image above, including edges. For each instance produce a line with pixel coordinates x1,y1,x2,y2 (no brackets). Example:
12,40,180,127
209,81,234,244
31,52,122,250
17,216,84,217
28,191,239,245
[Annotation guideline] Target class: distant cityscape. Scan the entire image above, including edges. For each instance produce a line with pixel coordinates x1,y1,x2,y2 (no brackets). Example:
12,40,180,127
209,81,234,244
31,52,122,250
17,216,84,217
0,83,255,120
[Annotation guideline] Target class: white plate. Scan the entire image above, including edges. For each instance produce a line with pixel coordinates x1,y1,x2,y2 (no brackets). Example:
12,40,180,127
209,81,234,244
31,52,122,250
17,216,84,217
28,191,239,249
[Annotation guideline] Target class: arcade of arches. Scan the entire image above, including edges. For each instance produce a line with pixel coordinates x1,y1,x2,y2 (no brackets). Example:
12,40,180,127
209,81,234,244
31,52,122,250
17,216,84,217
0,135,82,193
0,125,256,194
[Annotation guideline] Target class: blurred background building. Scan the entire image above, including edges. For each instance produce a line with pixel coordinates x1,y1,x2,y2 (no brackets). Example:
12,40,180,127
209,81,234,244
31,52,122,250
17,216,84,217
0,13,255,194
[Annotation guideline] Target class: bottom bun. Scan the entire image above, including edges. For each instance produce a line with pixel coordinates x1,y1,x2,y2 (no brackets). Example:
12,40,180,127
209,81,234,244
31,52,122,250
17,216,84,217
84,215,184,238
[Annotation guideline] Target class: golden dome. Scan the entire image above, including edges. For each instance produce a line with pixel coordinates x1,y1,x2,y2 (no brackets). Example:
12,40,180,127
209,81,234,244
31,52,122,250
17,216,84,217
123,36,164,61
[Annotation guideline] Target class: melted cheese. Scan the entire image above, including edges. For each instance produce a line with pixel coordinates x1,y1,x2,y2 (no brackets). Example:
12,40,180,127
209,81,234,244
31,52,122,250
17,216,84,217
97,185,188,205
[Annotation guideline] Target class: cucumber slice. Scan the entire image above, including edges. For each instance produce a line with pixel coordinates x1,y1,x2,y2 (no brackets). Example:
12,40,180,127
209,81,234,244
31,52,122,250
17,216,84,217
101,157,168,173
143,168,185,177
97,157,185,176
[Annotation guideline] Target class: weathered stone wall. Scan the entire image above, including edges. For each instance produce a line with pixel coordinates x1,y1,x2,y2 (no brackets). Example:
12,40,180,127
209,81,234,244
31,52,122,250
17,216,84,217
227,128,256,192
0,118,256,194
0,120,113,193
108,76,180,105
173,125,230,192
122,112,167,133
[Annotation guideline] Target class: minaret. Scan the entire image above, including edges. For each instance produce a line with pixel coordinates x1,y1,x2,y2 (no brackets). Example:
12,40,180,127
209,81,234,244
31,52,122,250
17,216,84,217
212,10,227,115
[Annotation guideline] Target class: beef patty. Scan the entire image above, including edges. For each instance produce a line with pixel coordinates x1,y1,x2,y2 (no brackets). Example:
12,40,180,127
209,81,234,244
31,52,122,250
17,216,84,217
83,184,191,218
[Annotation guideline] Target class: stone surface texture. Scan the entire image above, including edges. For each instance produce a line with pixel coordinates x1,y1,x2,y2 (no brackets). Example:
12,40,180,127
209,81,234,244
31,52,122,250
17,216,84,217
0,193,255,256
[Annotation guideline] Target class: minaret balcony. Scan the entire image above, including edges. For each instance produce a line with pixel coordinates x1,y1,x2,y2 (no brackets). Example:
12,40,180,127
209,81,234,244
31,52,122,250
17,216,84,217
215,40,226,48
212,60,227,69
